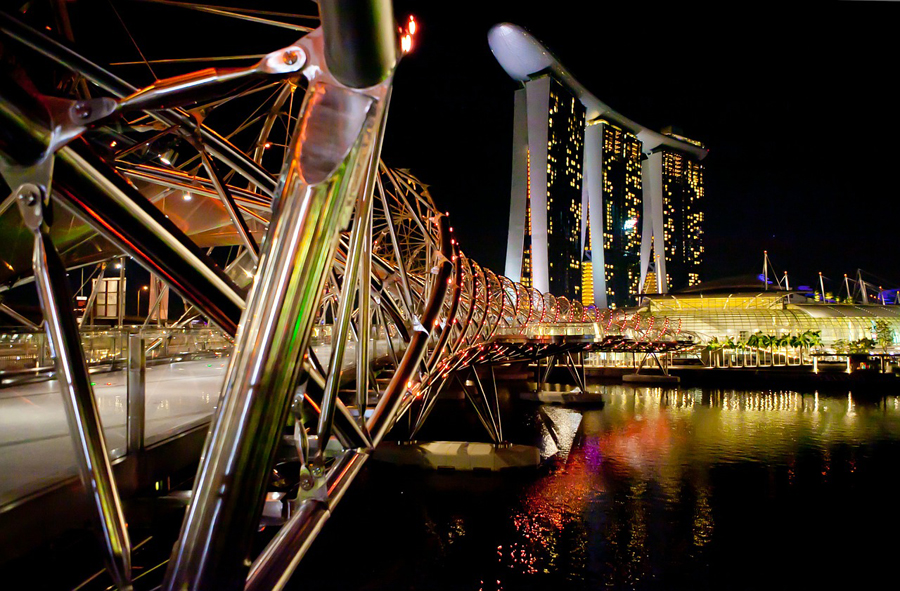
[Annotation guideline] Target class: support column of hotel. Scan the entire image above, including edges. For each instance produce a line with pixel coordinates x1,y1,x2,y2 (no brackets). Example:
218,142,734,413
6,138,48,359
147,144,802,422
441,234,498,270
583,121,607,307
524,77,551,293
505,88,529,283
640,151,667,294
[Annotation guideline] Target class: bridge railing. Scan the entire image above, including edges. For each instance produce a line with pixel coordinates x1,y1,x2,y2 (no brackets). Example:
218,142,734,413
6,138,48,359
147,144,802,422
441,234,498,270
0,327,232,377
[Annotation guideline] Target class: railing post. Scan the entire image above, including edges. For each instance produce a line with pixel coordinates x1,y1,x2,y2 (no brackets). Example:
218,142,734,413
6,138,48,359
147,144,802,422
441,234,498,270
127,334,146,454
37,332,46,368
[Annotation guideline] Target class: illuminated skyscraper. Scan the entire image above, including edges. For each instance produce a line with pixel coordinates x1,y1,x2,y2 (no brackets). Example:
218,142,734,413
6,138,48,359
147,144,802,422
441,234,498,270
596,120,643,307
640,127,705,293
491,23,707,305
546,78,585,299
503,75,585,300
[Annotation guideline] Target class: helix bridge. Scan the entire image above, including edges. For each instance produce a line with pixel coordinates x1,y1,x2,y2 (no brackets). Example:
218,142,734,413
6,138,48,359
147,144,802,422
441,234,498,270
0,3,688,589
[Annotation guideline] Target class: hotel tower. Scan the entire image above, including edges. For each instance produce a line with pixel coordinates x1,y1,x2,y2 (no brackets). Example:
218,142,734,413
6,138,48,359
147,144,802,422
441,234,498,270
490,23,708,307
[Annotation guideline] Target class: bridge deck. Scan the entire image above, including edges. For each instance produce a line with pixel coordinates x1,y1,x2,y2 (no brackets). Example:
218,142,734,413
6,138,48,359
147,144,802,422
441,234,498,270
0,358,227,506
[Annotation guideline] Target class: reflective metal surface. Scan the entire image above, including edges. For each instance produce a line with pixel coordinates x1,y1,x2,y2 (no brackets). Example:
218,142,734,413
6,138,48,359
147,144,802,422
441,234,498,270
162,26,387,587
16,187,132,590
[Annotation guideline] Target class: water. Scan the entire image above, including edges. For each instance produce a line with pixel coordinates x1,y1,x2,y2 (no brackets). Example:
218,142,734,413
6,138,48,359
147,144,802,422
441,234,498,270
291,385,900,590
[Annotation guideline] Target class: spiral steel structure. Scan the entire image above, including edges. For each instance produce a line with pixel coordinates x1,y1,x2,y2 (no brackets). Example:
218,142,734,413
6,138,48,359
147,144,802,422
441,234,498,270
0,4,688,588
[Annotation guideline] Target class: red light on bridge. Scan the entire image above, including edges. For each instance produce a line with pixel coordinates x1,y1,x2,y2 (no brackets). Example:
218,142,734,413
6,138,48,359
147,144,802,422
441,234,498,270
401,15,417,53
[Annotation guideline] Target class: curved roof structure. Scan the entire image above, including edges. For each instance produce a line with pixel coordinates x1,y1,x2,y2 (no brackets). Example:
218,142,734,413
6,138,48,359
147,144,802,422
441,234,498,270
488,23,708,161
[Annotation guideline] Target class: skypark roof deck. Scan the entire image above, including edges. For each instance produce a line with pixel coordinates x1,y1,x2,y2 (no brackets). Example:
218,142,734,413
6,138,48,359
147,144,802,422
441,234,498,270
488,22,709,160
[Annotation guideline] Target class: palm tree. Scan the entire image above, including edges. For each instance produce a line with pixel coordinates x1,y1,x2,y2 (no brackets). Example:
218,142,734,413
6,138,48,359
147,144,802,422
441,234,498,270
747,333,762,366
777,334,792,365
790,333,805,365
736,338,748,367
754,334,769,366
806,330,823,352
763,334,777,366
724,336,737,367
706,337,723,367
798,330,821,365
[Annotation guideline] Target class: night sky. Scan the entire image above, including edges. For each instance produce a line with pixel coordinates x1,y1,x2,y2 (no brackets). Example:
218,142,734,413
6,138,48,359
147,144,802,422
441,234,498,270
10,1,900,296
382,1,900,295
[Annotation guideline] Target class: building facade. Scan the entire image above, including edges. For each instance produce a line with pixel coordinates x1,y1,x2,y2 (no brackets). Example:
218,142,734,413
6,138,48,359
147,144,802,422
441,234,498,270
546,78,585,300
597,120,643,307
640,127,705,295
504,75,585,301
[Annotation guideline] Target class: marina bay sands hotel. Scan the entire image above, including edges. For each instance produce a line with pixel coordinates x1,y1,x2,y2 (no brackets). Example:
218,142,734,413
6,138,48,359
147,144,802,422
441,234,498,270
489,24,708,308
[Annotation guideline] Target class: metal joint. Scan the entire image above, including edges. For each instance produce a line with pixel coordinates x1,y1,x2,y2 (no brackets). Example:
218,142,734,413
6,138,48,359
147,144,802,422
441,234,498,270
13,182,45,230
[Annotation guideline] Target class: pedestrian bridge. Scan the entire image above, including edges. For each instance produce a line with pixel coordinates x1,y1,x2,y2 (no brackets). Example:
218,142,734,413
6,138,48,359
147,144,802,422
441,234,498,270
0,6,691,588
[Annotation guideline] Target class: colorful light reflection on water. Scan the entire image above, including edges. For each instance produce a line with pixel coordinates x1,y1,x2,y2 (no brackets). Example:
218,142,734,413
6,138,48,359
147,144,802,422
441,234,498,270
293,386,900,590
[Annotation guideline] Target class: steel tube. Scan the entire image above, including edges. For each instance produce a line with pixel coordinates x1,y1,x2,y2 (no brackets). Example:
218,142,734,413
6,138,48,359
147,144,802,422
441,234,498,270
115,162,272,211
55,141,245,334
367,216,453,445
163,78,378,591
376,174,416,318
127,334,146,454
117,257,125,328
199,149,261,260
319,0,397,89
315,201,367,460
0,83,246,334
353,96,390,430
0,11,278,195
0,301,40,330
316,124,385,458
426,241,462,369
246,450,368,591
356,199,373,425
17,195,132,590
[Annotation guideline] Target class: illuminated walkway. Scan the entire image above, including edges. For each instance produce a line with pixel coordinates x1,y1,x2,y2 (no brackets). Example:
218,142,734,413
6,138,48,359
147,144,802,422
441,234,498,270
0,358,228,505
0,337,402,506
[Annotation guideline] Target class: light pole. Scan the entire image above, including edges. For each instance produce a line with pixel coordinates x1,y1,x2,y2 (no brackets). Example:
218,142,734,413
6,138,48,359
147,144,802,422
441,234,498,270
137,285,149,319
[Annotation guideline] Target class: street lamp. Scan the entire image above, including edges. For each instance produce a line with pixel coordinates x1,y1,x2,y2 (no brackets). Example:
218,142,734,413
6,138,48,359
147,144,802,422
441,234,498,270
138,285,149,317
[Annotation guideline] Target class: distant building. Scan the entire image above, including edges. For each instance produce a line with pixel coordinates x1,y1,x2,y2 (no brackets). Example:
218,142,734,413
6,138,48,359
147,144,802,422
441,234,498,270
643,278,900,349
490,23,708,307
641,127,705,294
504,75,585,301
545,78,585,300
596,120,643,307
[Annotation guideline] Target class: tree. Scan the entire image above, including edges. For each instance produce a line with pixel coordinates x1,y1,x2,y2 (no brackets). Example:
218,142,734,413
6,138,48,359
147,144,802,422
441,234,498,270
874,319,895,353
796,330,822,365
804,330,823,351
747,333,761,349
790,333,804,364
706,337,723,366
758,333,775,365
747,333,762,365
736,338,748,366
776,334,792,364
850,338,875,354
724,336,737,366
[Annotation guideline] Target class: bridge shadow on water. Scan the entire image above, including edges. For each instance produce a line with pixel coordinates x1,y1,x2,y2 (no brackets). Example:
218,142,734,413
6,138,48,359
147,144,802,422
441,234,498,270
290,381,900,591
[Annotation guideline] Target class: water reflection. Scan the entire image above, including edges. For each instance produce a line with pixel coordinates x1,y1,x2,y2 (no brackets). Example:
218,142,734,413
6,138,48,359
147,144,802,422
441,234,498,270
502,386,900,589
295,386,900,590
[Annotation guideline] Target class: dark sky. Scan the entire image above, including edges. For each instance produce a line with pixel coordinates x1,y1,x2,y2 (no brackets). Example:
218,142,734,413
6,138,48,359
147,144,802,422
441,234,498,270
15,1,900,296
382,1,900,294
